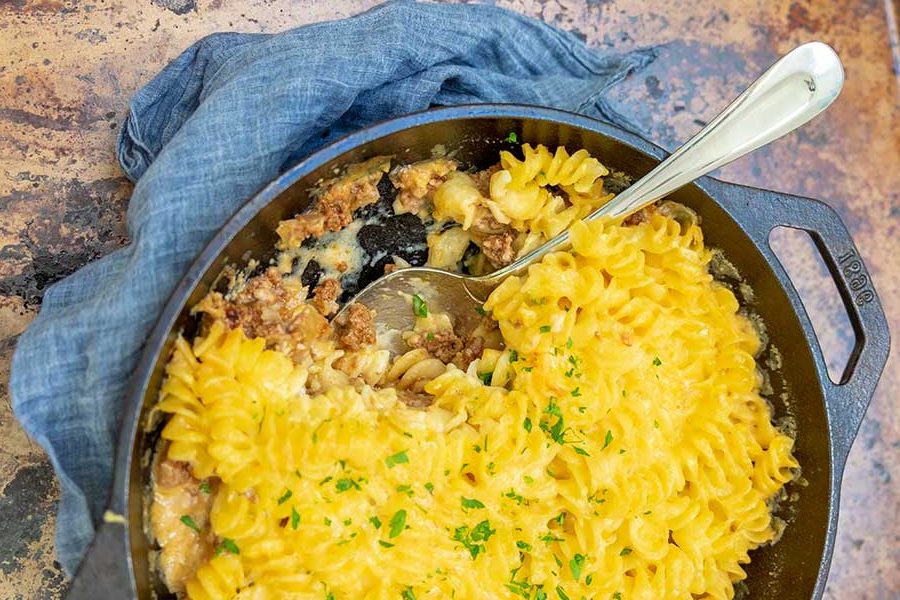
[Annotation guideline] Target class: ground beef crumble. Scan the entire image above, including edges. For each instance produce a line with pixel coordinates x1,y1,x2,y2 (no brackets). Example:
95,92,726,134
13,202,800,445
389,158,458,216
333,303,377,351
481,231,516,268
311,278,341,317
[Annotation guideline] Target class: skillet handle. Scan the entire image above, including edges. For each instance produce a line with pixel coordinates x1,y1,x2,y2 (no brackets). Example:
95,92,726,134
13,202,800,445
714,180,890,471
65,520,134,600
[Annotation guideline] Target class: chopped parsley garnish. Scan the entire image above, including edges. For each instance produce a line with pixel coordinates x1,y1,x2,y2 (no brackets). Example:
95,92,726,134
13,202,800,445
509,349,519,362
516,540,532,552
569,553,586,581
612,593,623,600
652,356,662,366
556,585,570,600
522,366,533,372
570,387,581,397
343,518,353,526
385,450,409,468
573,446,590,456
539,533,564,545
179,515,200,533
389,509,407,538
461,497,485,510
553,511,566,527
326,592,335,600
324,517,332,526
277,489,293,504
566,337,573,349
412,294,428,317
504,489,525,505
653,419,660,428
369,516,382,529
475,306,488,316
620,547,632,556
198,482,211,494
619,448,626,454
426,332,435,341
214,538,239,556
401,587,417,600
290,506,300,530
396,484,414,497
424,482,434,494
452,519,495,559
602,430,614,450
335,478,361,493
523,475,534,484
585,574,593,586
544,397,563,417
523,417,533,432
478,371,493,385
539,325,552,333
505,131,518,143
378,540,395,548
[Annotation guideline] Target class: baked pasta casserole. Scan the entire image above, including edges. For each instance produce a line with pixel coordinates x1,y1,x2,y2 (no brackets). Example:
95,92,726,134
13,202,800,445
149,141,799,600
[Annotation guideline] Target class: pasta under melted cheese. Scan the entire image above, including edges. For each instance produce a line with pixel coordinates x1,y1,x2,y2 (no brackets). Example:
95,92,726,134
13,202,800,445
155,144,798,600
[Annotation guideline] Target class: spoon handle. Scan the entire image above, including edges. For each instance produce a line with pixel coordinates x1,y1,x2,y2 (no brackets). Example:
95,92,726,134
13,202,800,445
477,41,844,286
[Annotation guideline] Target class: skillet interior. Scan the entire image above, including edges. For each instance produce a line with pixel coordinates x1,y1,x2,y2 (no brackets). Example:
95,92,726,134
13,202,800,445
129,112,830,599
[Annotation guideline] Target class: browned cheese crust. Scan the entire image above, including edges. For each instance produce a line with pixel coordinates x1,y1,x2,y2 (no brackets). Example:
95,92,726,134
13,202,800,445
276,155,392,249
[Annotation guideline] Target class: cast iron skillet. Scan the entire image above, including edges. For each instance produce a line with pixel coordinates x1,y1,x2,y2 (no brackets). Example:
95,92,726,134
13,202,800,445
67,105,890,599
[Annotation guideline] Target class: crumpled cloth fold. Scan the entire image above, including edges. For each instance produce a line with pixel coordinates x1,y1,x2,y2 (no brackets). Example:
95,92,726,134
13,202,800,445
10,0,654,575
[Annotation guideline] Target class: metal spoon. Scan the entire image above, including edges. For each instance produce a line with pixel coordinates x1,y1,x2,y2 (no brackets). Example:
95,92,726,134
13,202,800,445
335,42,844,350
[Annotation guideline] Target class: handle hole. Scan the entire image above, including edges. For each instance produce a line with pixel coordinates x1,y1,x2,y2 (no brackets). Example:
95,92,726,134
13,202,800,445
768,227,856,384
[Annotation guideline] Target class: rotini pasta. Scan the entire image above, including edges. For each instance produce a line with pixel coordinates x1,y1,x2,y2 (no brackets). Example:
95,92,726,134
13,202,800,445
152,143,798,600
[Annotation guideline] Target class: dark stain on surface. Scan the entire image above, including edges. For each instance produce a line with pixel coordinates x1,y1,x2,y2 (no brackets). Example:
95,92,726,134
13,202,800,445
151,0,197,15
786,2,822,33
0,462,56,574
0,176,131,306
872,461,891,484
0,108,76,132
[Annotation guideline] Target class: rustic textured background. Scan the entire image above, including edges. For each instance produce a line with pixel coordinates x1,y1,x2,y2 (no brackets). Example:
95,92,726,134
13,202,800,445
0,1,897,598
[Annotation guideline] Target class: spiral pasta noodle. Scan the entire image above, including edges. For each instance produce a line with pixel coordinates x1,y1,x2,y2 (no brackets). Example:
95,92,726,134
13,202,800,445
154,144,798,600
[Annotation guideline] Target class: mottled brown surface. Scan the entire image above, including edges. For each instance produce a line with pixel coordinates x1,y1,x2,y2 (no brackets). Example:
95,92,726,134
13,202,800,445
0,1,897,598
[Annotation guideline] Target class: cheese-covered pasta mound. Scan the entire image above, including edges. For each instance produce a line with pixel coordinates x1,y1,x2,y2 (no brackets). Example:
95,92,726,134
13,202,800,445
153,144,798,600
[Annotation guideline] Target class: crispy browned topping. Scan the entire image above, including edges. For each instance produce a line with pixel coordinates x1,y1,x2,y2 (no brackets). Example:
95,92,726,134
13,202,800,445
333,303,376,351
389,158,458,216
276,155,391,249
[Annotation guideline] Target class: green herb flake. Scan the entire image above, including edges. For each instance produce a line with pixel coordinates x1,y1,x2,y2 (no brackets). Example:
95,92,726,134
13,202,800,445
573,446,590,457
504,489,525,505
505,131,518,143
620,547,632,556
523,475,534,484
475,306,488,316
652,356,662,367
570,387,581,397
369,516,382,529
522,366,534,372
389,509,407,538
556,585,570,600
612,593,623,600
539,533,564,545
509,349,519,363
378,540,395,548
539,325,552,334
335,478,361,493
396,484,414,497
277,489,293,504
516,540,532,552
179,515,201,533
452,519,496,559
412,294,428,318
585,574,593,586
569,553,586,581
401,587,417,600
424,482,435,495
385,450,409,468
426,332,435,341
324,517,332,526
653,420,660,429
602,430,613,450
290,506,300,530
523,417,533,432
215,538,239,556
619,448,626,454
478,371,493,386
553,511,566,527
198,482,211,494
566,337,573,349
461,497,485,510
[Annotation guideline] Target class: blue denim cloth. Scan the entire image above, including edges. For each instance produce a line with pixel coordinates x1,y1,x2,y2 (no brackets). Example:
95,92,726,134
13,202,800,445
9,0,654,575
